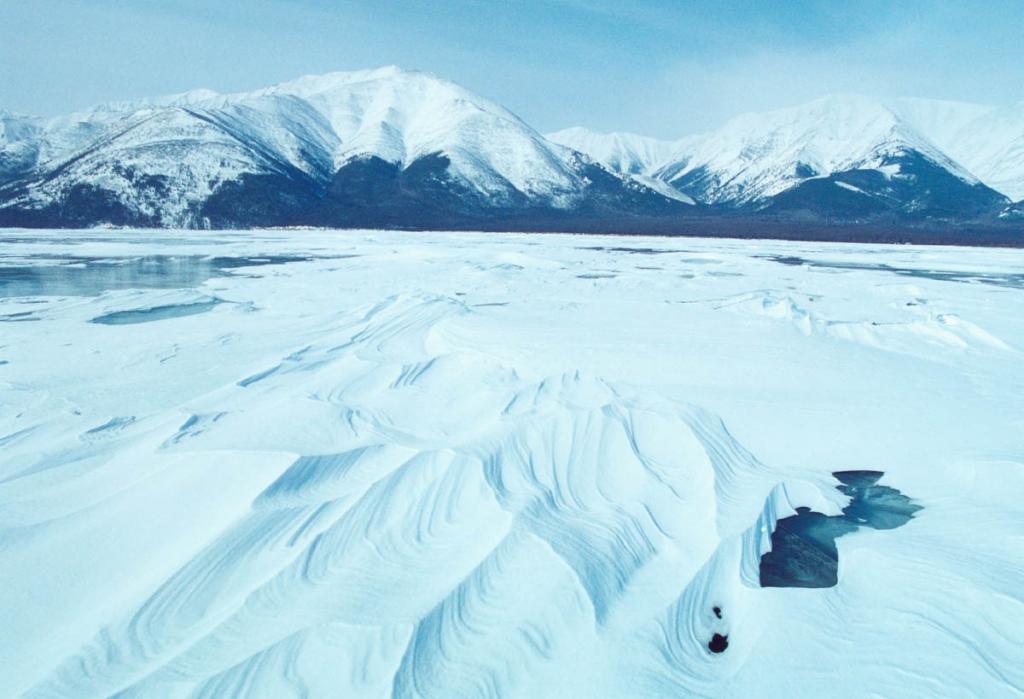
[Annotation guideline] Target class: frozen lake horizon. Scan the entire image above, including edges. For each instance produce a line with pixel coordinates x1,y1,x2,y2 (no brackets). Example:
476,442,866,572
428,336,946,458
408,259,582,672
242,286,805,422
1,228,1022,697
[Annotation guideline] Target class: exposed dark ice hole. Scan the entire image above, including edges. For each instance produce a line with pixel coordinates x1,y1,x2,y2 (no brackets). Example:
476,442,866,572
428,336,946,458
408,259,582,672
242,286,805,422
579,246,676,254
759,470,921,589
708,634,729,653
90,299,221,325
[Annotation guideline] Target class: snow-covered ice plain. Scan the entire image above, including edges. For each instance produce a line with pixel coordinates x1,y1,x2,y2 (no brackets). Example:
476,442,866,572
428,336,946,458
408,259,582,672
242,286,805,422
1,229,1022,698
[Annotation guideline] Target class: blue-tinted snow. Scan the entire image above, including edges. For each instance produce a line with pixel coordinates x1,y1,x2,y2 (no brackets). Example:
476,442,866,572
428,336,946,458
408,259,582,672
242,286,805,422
0,229,1021,698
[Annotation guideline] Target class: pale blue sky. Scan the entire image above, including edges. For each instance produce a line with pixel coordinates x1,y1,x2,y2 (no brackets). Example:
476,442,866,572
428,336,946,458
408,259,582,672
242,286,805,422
1,0,1021,137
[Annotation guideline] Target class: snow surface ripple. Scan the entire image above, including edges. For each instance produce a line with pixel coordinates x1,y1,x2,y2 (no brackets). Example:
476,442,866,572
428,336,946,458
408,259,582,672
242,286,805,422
0,230,1022,698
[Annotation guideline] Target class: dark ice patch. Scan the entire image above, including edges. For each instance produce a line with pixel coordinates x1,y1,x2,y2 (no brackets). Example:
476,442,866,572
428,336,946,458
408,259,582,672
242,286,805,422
85,416,136,434
0,311,39,322
764,256,1024,290
90,299,220,325
759,470,921,588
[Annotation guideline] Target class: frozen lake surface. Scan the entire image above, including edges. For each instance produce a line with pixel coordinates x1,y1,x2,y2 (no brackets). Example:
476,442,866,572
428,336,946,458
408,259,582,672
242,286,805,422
1,229,1022,697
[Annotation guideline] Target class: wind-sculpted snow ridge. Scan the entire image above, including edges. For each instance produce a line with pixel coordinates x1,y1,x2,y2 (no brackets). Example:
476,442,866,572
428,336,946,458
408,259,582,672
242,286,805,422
716,289,1016,355
19,319,783,697
1,231,1023,697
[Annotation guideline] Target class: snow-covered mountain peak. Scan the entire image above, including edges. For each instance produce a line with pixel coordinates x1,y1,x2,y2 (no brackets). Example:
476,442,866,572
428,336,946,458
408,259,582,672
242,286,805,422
546,127,680,175
697,93,944,168
659,94,992,203
553,93,1021,211
260,65,441,99
193,65,578,198
23,66,549,176
911,99,1024,201
1,66,695,227
82,88,224,117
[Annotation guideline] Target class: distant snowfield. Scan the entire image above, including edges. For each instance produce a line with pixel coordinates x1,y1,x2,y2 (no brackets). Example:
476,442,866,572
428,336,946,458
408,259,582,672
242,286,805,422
1,229,1022,698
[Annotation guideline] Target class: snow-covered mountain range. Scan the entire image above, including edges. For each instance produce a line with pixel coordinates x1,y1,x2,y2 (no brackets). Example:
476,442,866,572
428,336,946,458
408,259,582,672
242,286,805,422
549,95,1024,222
1,68,1022,235
0,67,688,229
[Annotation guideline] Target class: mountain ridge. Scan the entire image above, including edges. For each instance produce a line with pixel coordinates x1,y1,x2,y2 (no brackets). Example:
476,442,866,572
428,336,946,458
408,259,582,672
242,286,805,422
550,94,1023,202
1,68,1021,242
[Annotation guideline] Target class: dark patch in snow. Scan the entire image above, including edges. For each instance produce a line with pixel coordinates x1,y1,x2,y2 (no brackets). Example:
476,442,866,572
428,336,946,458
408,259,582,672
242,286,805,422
90,299,220,325
764,255,1024,290
163,411,228,447
581,246,679,255
0,310,39,321
237,364,282,387
759,470,922,588
84,416,136,434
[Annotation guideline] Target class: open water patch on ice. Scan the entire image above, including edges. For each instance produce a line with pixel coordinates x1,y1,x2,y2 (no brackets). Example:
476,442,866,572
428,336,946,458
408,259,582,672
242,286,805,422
579,246,679,255
0,254,316,298
759,470,921,588
764,255,1024,289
